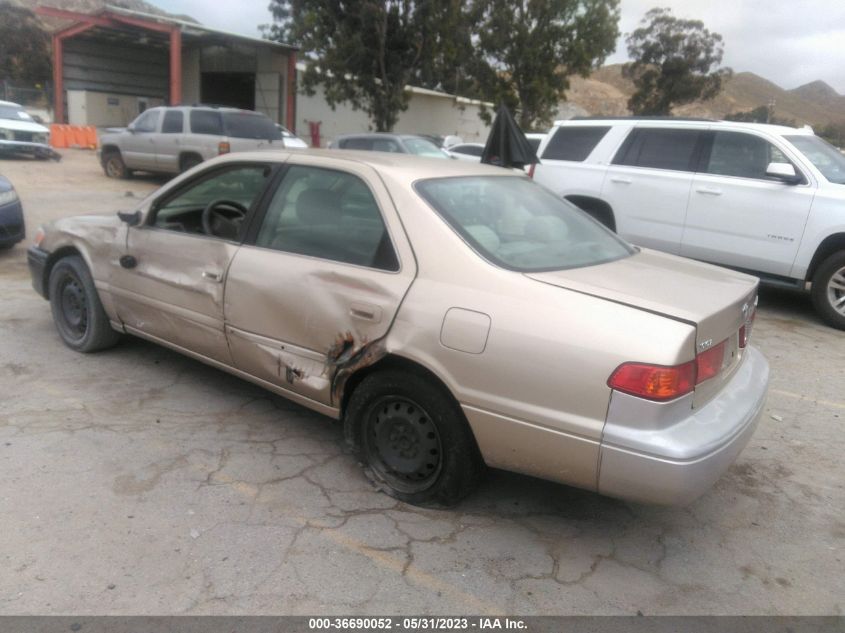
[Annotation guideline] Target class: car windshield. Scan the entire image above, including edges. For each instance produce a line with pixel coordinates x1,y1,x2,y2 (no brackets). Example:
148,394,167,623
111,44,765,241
785,135,845,185
223,112,283,140
0,105,33,121
404,137,448,158
416,176,635,272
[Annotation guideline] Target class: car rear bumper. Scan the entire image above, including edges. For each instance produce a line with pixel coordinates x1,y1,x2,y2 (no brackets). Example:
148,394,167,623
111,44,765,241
598,345,769,505
0,199,25,247
27,245,49,298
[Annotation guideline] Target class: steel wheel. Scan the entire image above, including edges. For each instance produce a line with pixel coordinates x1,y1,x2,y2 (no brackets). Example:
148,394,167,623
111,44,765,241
826,265,845,316
363,395,443,494
57,271,88,341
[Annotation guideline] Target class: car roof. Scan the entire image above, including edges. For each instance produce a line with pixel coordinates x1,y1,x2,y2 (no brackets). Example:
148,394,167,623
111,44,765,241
552,117,814,136
212,148,522,183
0,100,23,108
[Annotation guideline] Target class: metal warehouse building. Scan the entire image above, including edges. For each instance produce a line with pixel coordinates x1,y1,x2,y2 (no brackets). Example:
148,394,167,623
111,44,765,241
37,4,297,129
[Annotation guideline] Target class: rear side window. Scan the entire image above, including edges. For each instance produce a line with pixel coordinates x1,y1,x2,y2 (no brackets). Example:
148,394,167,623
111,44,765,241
341,138,373,150
161,110,183,134
223,112,282,140
452,145,483,157
254,165,399,271
190,110,223,136
613,128,702,172
542,126,610,161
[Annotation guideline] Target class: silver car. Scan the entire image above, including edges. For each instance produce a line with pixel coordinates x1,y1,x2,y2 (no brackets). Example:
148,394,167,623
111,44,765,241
28,150,769,506
99,106,289,178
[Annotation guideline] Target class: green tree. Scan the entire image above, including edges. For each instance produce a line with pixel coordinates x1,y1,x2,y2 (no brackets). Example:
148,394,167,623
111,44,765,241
264,0,468,132
623,7,730,116
471,0,620,130
0,2,51,84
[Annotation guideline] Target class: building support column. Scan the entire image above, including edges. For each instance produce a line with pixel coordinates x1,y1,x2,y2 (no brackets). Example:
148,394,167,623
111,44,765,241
169,27,182,105
52,34,64,124
286,52,296,131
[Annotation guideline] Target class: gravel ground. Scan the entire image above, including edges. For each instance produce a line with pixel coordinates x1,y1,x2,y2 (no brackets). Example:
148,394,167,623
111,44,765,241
0,150,843,615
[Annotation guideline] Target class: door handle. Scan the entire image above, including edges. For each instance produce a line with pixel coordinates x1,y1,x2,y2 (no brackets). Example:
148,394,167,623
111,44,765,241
696,186,722,196
202,271,223,283
349,303,382,323
610,176,632,184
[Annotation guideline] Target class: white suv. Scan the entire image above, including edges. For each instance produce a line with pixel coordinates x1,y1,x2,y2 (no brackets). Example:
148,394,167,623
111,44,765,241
532,118,845,329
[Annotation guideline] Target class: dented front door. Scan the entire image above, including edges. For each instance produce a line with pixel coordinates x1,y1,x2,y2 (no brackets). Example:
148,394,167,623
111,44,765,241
223,158,416,409
111,227,238,364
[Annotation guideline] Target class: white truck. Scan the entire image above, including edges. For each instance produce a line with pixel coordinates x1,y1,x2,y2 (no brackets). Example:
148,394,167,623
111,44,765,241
531,118,845,329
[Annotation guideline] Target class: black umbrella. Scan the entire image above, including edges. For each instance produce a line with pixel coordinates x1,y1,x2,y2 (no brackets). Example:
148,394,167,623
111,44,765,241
480,104,539,169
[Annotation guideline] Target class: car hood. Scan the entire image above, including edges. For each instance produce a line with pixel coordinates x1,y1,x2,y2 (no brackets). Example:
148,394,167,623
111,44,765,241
526,248,758,350
0,118,49,134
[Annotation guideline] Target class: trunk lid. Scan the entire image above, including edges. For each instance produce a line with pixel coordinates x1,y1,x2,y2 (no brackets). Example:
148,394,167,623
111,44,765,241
526,249,758,405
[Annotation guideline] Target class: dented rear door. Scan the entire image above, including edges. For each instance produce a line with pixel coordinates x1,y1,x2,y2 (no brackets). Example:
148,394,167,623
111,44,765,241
224,156,416,409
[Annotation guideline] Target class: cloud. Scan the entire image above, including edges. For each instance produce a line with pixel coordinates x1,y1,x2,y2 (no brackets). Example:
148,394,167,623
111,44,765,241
154,0,273,37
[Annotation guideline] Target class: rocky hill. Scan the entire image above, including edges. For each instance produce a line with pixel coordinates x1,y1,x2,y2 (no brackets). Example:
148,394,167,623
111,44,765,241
564,64,845,127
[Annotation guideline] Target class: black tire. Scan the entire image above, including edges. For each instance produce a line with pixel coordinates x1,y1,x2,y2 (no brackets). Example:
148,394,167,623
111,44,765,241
103,151,131,179
180,154,203,173
811,251,845,330
344,369,485,505
48,255,122,352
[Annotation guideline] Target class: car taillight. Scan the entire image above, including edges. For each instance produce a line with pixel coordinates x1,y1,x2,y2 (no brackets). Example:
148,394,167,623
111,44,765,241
738,307,756,348
696,340,726,383
527,163,536,179
608,338,728,401
218,141,230,155
608,361,696,401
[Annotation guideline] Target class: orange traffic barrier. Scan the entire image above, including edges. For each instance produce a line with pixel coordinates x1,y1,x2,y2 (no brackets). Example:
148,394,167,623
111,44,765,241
84,126,98,149
50,124,67,148
50,125,99,150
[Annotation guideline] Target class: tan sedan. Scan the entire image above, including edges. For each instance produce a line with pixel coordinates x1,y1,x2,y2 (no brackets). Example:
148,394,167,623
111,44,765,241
27,151,769,506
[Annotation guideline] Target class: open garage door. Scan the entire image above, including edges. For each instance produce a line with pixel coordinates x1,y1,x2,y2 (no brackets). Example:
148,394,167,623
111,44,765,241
200,72,255,110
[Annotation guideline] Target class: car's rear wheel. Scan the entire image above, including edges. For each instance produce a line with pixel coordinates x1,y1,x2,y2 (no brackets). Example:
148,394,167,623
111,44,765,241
179,154,203,173
48,256,121,352
345,369,485,505
811,251,845,330
103,151,131,179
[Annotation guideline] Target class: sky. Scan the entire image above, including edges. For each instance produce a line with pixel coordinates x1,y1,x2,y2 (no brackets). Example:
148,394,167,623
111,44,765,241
155,0,845,94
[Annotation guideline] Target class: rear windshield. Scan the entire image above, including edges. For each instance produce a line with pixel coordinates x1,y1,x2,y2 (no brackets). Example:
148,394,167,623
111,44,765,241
785,135,845,185
415,176,634,272
223,112,282,140
403,137,448,158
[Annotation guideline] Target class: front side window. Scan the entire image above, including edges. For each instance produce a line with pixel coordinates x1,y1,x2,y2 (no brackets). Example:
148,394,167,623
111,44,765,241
613,128,702,172
785,135,845,185
416,176,634,272
190,110,223,136
542,126,610,161
255,165,399,271
703,131,793,180
151,165,271,239
132,109,160,133
372,138,401,153
161,110,184,134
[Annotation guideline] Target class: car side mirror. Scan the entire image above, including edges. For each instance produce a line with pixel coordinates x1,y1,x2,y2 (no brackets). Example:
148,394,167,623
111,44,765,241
117,210,141,226
127,124,137,134
766,162,802,185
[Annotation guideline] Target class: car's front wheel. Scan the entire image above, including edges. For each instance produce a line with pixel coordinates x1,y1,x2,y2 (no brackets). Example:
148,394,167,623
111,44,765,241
48,255,122,352
811,251,845,330
345,369,485,505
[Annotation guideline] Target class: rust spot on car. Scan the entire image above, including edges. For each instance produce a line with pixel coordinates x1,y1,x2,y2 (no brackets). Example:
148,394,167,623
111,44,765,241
326,333,387,404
